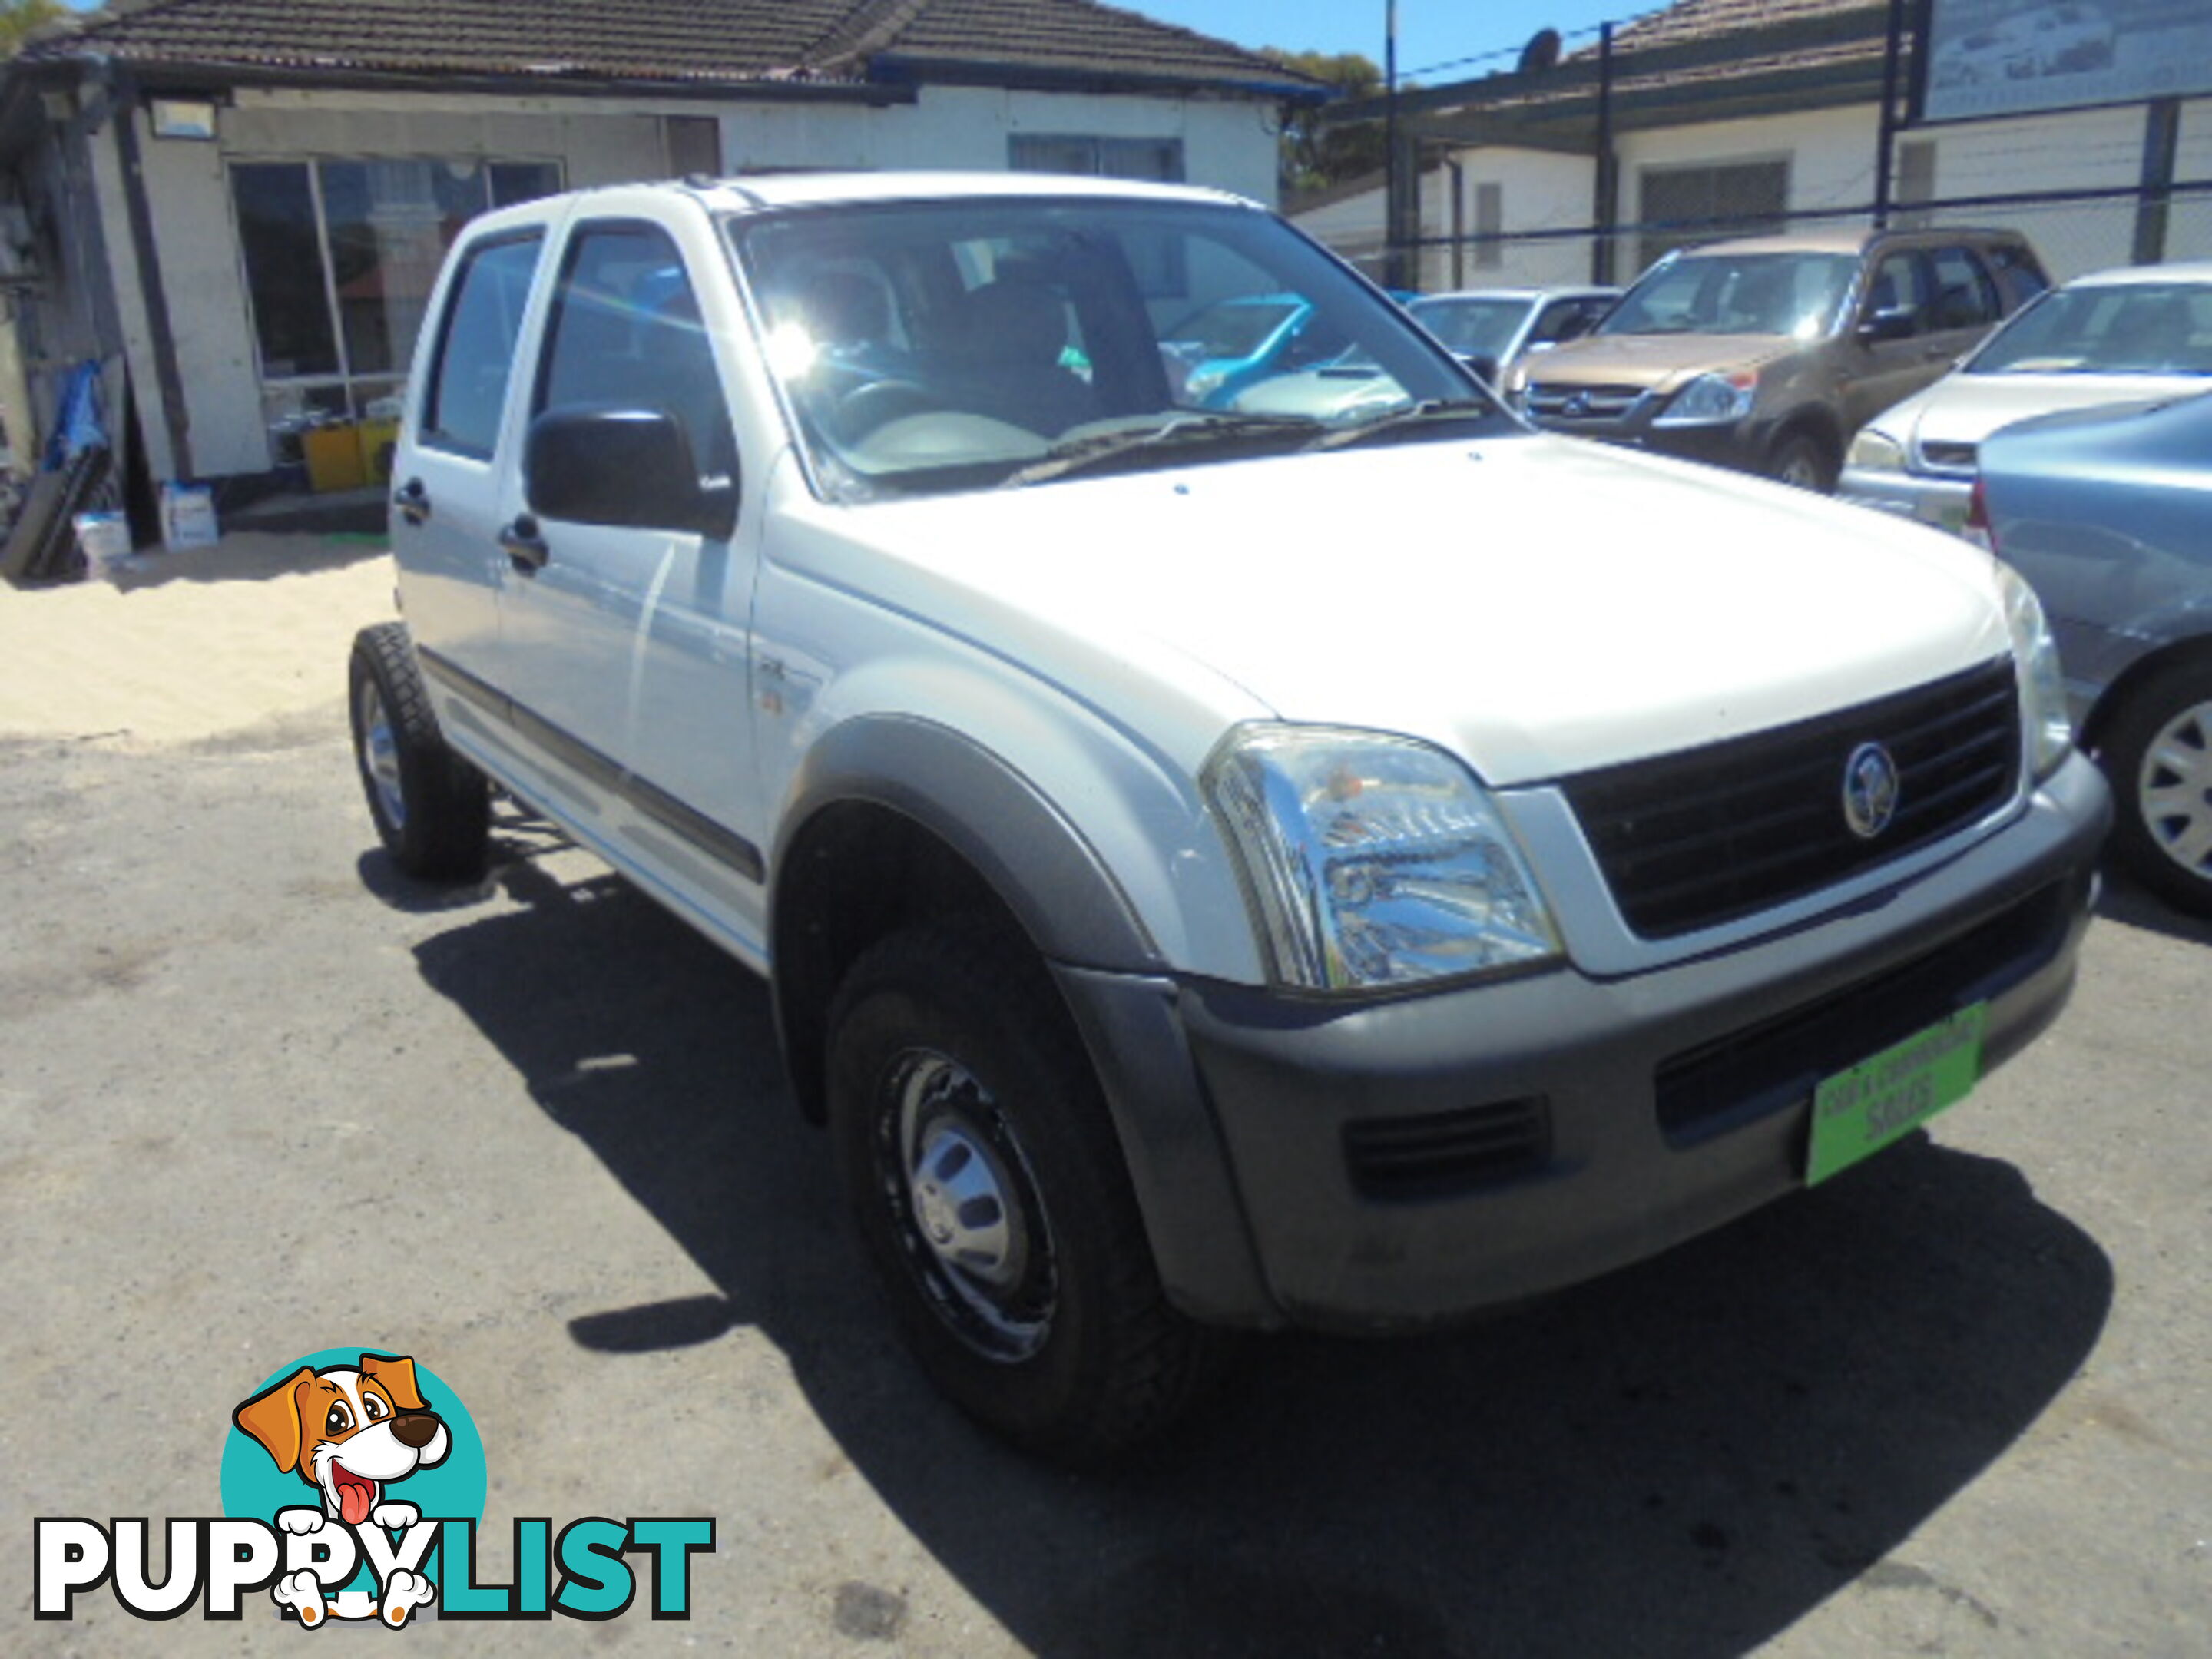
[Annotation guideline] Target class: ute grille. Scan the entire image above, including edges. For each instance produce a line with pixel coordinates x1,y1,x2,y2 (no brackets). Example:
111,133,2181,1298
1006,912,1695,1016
1561,658,2022,939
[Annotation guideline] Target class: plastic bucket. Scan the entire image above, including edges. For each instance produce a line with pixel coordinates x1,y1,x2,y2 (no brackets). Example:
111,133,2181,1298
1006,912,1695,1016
72,511,131,580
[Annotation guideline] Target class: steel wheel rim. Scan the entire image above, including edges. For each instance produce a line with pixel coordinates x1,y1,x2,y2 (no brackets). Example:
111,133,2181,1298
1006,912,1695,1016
357,679,407,830
878,1048,1055,1363
2138,697,2212,882
1777,449,1820,488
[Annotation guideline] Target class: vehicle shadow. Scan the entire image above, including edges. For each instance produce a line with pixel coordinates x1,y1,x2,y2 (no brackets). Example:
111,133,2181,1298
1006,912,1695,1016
2094,867,2211,946
411,866,2114,1659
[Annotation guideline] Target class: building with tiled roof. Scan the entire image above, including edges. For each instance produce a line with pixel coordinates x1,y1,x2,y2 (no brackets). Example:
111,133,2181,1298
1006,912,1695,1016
1295,0,2208,299
0,0,1322,499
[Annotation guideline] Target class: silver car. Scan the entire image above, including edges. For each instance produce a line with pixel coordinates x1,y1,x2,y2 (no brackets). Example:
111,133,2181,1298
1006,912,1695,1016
1842,262,2212,533
1233,286,1617,422
1979,389,2212,916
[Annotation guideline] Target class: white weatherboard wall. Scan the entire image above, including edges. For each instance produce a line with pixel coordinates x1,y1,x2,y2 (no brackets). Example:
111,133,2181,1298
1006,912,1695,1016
1912,101,2161,280
1449,148,1600,290
2175,97,2212,264
720,87,1282,207
126,88,674,478
1287,171,1456,288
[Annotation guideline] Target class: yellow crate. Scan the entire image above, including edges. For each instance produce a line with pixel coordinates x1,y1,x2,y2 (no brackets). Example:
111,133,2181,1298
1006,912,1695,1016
302,423,366,493
356,419,400,485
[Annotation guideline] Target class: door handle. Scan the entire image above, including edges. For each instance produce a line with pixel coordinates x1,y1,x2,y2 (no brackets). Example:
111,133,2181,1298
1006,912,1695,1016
393,478,432,525
499,515,550,574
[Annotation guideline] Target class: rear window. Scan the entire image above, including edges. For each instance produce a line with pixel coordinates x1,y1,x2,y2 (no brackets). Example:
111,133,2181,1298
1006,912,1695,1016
1985,243,2050,311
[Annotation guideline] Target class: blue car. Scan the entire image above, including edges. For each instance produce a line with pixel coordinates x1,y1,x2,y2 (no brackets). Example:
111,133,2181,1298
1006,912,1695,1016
1159,293,1352,408
1978,387,2212,916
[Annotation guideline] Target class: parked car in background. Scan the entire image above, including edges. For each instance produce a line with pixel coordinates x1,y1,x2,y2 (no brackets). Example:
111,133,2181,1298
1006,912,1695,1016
1512,227,2048,489
1842,263,2212,534
1233,285,1619,421
1159,292,1344,406
1975,389,2212,916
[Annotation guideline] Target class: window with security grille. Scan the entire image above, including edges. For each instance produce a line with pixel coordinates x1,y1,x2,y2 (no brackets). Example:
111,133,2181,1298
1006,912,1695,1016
1635,159,1789,273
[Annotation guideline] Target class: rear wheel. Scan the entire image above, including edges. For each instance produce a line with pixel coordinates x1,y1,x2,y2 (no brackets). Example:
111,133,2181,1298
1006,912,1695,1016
348,622,489,882
826,920,1227,1462
2100,657,2212,916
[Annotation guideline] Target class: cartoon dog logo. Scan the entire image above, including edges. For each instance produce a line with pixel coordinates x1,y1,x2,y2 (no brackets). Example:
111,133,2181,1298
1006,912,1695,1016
232,1352,450,1627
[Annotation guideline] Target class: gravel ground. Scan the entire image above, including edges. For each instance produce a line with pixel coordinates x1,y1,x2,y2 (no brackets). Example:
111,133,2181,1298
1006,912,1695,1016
3,544,2207,1656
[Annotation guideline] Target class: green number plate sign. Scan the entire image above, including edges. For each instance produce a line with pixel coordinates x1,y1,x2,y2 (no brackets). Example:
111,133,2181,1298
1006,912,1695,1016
1806,1004,1987,1186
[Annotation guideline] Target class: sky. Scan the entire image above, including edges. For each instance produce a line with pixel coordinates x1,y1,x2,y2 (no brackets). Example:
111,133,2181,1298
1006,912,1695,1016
1128,1,1664,84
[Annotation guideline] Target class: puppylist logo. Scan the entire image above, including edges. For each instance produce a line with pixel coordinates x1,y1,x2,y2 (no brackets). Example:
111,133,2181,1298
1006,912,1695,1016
35,1348,714,1626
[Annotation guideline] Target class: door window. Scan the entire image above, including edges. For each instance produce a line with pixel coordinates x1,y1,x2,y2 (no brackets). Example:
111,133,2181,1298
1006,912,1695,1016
1864,253,1926,335
420,233,544,459
1928,247,2000,330
535,223,736,481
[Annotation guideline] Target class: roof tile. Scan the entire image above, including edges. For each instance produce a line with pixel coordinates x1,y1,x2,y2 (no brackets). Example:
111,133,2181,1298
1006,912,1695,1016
33,0,1309,94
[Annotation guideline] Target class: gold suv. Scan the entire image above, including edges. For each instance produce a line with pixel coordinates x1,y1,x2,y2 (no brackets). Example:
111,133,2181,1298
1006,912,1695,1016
1512,227,2048,490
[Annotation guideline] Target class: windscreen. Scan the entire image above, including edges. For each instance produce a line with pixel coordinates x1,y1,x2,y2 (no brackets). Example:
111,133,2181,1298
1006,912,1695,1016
1597,252,1858,340
1409,296,1531,361
726,196,1504,501
1969,283,2212,376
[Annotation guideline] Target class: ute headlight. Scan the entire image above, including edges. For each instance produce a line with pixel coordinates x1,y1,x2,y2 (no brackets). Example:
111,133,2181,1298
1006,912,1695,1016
1998,563,2071,783
1204,726,1563,992
1846,426,1906,472
1654,370,1757,428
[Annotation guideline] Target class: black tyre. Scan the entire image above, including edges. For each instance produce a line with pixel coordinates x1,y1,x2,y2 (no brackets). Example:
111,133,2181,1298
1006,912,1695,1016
2099,656,2212,916
347,622,490,882
826,921,1228,1462
1767,429,1838,492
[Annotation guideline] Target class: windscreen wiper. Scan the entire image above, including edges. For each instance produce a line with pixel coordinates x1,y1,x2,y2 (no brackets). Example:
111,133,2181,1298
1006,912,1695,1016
1000,412,1323,488
1301,398,1505,453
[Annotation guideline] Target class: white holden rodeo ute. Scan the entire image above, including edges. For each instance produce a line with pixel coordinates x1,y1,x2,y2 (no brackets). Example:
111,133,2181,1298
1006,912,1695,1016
350,174,2109,1461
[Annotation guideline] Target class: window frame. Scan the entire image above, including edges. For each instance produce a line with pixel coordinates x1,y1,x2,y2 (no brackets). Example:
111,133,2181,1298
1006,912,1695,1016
417,227,548,462
226,154,565,452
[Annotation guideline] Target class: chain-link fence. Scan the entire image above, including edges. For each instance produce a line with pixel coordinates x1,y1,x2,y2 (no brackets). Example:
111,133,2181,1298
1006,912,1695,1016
1326,182,2210,296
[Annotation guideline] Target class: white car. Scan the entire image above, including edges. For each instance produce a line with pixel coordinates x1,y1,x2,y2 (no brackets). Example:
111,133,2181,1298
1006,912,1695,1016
352,174,2107,1461
1842,261,2212,534
1233,286,1618,422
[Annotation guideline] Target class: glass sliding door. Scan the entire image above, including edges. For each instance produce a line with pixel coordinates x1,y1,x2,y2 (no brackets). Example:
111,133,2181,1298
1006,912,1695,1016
230,156,561,483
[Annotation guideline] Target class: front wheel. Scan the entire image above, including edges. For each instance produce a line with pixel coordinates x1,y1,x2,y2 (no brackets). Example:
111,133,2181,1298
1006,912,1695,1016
348,623,489,882
2101,657,2212,916
1767,429,1837,492
826,922,1227,1462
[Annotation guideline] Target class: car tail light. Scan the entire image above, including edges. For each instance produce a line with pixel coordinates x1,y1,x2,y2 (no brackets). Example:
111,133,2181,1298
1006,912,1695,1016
1964,476,1994,551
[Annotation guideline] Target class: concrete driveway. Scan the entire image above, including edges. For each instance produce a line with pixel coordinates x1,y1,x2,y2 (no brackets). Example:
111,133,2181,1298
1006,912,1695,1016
4,539,2208,1655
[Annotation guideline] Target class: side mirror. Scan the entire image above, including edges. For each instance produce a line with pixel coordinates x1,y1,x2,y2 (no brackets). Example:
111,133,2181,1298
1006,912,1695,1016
525,406,738,538
1857,306,1917,344
1462,353,1502,385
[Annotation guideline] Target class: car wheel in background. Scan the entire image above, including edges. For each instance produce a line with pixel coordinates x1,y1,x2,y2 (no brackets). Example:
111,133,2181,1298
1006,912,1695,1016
347,621,491,882
826,919,1230,1462
1767,429,1838,492
2100,656,2212,916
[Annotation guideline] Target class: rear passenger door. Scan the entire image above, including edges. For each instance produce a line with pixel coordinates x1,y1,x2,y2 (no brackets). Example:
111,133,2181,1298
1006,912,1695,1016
393,228,548,694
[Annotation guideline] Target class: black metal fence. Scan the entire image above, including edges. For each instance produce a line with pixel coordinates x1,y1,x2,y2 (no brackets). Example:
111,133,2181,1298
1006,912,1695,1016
1327,178,2212,296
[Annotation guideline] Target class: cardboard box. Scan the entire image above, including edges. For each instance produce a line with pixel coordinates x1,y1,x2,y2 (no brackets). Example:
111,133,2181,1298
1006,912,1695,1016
160,482,220,551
